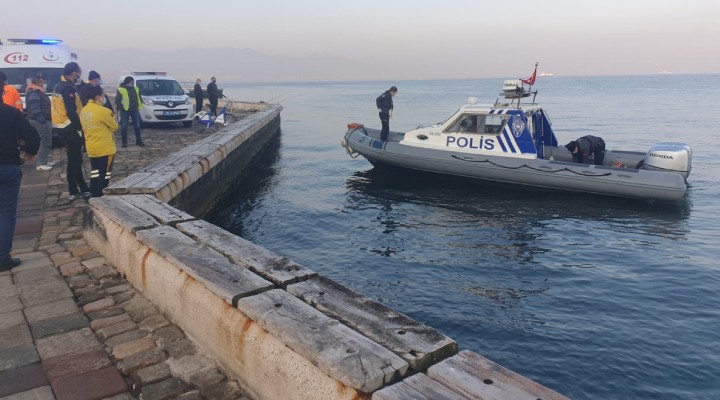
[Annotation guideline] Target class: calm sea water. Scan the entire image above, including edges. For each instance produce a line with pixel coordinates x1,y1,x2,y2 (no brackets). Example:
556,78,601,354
205,75,720,400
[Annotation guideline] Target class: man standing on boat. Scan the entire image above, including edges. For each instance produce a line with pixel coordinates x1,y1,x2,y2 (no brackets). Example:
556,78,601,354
565,135,606,165
376,86,397,141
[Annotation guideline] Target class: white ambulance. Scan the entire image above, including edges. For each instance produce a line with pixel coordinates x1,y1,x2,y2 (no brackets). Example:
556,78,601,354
0,38,78,106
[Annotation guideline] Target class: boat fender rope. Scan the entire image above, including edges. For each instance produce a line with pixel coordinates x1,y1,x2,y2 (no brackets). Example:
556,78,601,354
450,155,613,177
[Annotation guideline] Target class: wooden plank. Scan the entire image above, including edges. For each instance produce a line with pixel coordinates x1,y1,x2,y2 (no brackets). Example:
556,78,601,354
136,226,273,306
130,169,181,192
88,196,158,233
106,172,155,194
288,276,457,372
426,350,570,400
176,220,317,287
121,195,196,226
372,373,467,400
236,289,408,393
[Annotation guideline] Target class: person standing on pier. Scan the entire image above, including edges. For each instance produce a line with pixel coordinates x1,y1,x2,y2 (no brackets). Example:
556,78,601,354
25,76,53,171
376,86,397,141
194,78,203,114
81,85,118,197
0,86,40,270
115,76,145,147
207,77,219,116
52,62,91,200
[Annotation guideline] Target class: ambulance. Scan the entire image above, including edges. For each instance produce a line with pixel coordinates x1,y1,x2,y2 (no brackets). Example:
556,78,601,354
0,38,78,106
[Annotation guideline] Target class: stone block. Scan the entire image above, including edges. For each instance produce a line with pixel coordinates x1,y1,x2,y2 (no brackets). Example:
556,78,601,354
104,283,132,295
0,324,33,348
113,290,136,305
51,366,127,400
0,310,25,330
122,297,159,322
288,276,457,372
87,307,125,321
88,265,118,280
426,350,570,400
200,380,247,400
91,313,132,331
140,315,171,332
121,195,196,226
0,343,39,372
29,312,89,339
77,293,105,306
236,289,408,393
162,338,197,358
140,377,186,400
187,367,225,390
112,337,157,359
177,220,317,287
0,363,49,398
86,196,158,233
117,348,167,375
83,298,116,313
166,355,215,378
42,348,112,382
59,262,85,277
82,257,108,270
17,275,74,306
155,325,185,344
36,328,102,360
136,226,273,306
130,362,171,386
96,320,138,341
104,329,149,349
0,385,55,400
24,298,80,323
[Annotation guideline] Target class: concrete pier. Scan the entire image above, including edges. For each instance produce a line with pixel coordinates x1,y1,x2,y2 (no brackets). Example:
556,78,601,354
2,101,570,399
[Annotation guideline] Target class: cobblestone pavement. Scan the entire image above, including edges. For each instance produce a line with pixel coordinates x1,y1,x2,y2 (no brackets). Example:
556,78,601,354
1,125,253,400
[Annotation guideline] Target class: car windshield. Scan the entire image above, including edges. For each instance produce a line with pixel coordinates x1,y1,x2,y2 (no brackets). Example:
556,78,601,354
135,79,184,96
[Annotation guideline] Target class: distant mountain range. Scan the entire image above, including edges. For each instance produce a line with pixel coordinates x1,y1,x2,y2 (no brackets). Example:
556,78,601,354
78,47,395,84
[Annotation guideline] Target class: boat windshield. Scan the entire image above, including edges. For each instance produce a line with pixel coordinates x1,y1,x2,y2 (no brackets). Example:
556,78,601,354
444,114,508,134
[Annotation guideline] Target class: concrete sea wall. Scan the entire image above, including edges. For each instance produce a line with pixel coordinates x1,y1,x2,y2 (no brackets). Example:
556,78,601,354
83,102,568,399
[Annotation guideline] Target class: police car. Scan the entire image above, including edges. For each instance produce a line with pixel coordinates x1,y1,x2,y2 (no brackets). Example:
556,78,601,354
118,72,194,127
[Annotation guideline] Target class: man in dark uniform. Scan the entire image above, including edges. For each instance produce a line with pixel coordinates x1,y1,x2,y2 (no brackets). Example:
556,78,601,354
0,83,40,270
376,86,398,141
193,78,203,114
565,135,606,165
207,77,219,116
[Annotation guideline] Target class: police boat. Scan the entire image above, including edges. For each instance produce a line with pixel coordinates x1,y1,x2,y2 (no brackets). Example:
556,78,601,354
341,80,692,202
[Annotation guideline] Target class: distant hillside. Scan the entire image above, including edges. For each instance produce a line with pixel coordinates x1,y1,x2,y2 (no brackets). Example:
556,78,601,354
78,47,394,84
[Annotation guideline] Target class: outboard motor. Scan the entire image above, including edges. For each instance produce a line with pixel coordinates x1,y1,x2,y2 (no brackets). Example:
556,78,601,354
642,142,692,180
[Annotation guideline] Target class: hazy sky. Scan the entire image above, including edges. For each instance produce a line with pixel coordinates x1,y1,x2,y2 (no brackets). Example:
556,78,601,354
6,0,719,79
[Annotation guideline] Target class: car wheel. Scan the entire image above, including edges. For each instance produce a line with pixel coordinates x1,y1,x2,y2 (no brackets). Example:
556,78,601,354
182,121,192,127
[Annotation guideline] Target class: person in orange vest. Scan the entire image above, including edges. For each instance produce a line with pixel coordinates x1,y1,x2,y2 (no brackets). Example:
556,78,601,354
0,72,23,110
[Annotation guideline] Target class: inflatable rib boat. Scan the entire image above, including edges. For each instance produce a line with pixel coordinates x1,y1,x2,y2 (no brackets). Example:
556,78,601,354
341,80,692,202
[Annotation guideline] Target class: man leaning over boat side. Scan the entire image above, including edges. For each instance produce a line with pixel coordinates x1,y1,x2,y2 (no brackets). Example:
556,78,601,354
565,135,606,165
376,86,398,141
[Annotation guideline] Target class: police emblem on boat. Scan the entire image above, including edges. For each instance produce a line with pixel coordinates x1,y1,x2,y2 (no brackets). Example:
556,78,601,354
511,116,525,137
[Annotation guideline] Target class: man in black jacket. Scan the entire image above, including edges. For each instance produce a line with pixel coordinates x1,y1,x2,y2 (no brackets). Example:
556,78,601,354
376,86,398,141
207,77,219,116
565,135,606,165
0,95,40,270
193,78,203,114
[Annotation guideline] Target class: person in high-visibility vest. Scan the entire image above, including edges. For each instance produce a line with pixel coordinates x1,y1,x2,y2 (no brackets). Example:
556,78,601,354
0,72,23,111
51,62,91,201
114,76,144,147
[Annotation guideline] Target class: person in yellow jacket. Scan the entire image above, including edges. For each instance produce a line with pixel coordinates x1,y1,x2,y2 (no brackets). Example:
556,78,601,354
80,85,118,197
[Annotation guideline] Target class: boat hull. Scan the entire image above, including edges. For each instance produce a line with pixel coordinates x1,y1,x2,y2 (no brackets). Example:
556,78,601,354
343,126,687,202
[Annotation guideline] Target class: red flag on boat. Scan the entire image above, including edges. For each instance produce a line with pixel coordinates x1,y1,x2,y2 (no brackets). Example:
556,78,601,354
521,63,538,86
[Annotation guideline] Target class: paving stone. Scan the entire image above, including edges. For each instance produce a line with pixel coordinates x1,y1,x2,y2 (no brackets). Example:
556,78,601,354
0,324,33,348
201,380,247,400
0,363,49,397
0,310,25,330
74,285,100,297
112,337,157,359
113,290,136,304
67,275,95,289
17,276,74,306
173,390,202,400
101,393,134,400
0,385,55,400
81,257,108,270
24,297,81,323
42,349,112,382
97,321,138,341
162,338,197,359
122,297,159,322
13,266,60,284
83,298,116,313
0,343,39,372
77,293,105,307
0,296,24,314
9,256,53,272
88,266,117,280
102,282,130,293
36,328,102,360
166,355,215,380
140,377,186,400
188,367,225,389
117,348,166,375
87,307,124,321
90,313,132,331
154,325,185,344
51,366,127,400
29,312,89,339
140,315,171,332
104,329,149,349
130,362,171,386
59,262,85,277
